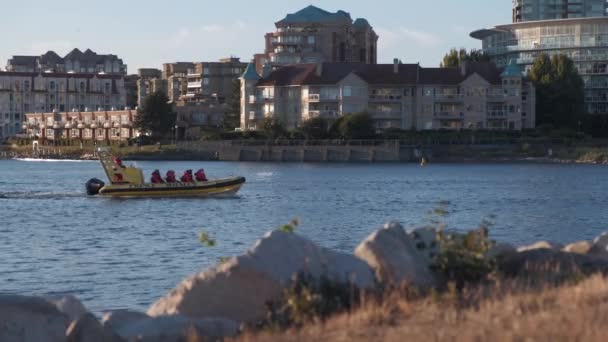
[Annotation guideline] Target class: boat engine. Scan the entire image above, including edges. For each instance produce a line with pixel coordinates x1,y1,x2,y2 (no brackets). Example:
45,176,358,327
85,178,105,196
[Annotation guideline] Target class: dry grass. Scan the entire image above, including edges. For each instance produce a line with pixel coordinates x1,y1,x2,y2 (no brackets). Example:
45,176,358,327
236,275,608,342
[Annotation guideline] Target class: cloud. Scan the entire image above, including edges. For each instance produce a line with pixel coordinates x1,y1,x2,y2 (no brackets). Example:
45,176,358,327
200,24,223,33
172,27,192,47
376,26,442,49
30,40,73,54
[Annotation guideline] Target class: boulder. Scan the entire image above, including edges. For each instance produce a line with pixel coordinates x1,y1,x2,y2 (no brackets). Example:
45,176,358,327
115,316,239,341
407,226,441,262
355,222,436,288
0,295,69,342
485,243,517,259
497,248,608,285
66,313,125,342
563,241,592,255
148,230,375,322
517,241,563,252
589,232,608,257
44,294,88,322
102,309,149,332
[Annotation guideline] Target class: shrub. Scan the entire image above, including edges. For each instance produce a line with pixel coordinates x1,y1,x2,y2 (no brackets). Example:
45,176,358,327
258,272,361,331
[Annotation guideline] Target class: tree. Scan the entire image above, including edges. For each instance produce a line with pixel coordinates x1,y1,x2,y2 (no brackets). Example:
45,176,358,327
440,48,490,68
260,117,287,139
338,112,376,140
224,79,241,130
529,53,586,130
300,117,329,140
134,91,176,138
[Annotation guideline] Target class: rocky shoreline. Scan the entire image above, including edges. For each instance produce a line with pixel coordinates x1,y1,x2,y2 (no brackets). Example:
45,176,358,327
4,222,608,341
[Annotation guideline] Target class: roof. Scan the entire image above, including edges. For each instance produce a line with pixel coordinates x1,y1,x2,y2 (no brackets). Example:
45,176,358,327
256,62,506,87
353,18,371,29
277,5,351,25
240,62,261,80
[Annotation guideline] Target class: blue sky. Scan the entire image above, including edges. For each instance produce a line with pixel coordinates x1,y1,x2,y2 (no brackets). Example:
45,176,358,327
0,0,512,72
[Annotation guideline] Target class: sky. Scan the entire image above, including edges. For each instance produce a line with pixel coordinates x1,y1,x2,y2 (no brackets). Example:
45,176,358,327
0,0,512,73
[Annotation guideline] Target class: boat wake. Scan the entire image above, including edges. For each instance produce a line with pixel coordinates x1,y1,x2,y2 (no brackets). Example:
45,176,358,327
13,158,95,163
0,191,85,200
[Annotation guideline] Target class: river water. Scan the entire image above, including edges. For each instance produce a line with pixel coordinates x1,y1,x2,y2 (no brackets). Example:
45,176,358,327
1,159,607,313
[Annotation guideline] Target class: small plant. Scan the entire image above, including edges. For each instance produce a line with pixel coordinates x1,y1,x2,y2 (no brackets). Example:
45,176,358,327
198,232,216,247
280,218,300,233
257,272,361,331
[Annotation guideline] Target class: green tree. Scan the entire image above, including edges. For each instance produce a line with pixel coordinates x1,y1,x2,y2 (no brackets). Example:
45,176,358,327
338,112,376,140
224,79,241,130
134,91,175,137
440,48,490,68
300,117,329,140
260,117,287,139
529,53,586,130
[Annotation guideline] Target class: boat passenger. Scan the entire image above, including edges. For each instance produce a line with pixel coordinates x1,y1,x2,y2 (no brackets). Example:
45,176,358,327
166,170,177,183
114,157,126,169
181,170,194,183
151,170,164,184
195,169,208,182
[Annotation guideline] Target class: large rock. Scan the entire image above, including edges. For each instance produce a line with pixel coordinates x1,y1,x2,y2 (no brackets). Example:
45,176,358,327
115,316,239,341
517,241,563,252
498,248,608,284
589,232,608,257
44,294,88,322
148,230,375,322
0,295,69,342
355,222,436,288
66,313,125,342
563,241,592,255
102,309,150,332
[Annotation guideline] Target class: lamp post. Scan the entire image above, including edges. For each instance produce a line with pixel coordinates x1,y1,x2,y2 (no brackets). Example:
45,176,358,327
174,125,178,146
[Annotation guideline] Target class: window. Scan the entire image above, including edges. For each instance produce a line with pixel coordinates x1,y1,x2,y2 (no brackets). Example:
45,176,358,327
343,86,352,97
203,78,210,85
308,36,315,44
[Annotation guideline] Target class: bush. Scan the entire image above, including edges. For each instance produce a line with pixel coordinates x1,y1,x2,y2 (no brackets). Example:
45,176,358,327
258,272,361,331
338,112,376,140
432,227,495,289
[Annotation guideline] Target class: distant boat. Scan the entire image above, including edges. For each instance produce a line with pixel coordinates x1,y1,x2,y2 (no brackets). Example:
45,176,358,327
85,148,245,198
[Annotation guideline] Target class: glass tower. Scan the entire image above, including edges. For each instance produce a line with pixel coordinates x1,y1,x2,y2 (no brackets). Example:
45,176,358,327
513,0,608,22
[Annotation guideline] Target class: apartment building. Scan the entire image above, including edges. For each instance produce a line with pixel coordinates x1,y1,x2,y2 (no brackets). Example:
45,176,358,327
473,3,608,115
0,71,127,139
184,57,246,101
255,5,378,70
23,109,138,142
7,49,127,75
513,0,607,22
240,61,536,131
137,58,245,107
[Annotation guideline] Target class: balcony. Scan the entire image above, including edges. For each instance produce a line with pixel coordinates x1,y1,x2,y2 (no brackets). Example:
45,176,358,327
248,111,263,120
372,112,402,120
249,95,274,104
187,82,202,88
487,111,506,117
434,94,464,103
369,94,402,102
308,94,340,102
434,112,464,118
487,94,505,102
309,110,340,119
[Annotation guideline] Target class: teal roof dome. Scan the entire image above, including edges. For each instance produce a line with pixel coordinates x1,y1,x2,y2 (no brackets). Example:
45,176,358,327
241,62,260,80
353,18,371,28
278,5,351,24
501,60,522,77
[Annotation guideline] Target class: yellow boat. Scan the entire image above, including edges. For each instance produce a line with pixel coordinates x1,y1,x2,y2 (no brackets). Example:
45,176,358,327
85,148,245,198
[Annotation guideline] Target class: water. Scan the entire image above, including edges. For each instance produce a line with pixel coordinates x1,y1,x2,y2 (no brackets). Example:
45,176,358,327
1,159,607,313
